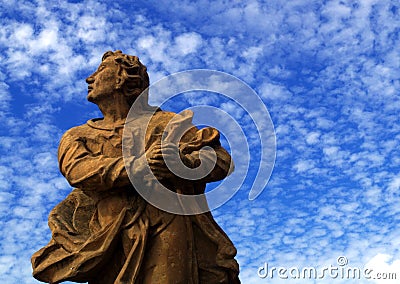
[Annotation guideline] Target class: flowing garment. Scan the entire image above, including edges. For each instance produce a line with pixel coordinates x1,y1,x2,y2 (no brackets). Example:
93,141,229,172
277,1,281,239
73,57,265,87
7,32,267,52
31,110,240,284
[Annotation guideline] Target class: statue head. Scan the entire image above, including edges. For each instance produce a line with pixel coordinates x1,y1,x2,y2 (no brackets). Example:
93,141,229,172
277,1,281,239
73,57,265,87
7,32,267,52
86,50,149,106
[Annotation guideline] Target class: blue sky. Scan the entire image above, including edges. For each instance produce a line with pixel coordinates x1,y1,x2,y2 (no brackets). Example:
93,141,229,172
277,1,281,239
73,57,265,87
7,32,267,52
1,0,399,283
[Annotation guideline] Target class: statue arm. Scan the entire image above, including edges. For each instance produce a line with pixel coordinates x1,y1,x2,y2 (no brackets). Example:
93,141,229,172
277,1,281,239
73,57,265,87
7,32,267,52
58,132,130,191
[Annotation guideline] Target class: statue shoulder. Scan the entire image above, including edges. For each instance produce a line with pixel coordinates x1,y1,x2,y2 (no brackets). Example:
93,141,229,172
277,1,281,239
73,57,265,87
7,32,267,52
147,110,179,129
61,123,93,141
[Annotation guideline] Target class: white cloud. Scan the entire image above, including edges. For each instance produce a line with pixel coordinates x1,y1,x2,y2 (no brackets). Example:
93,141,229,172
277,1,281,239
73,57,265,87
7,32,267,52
306,132,320,145
0,81,10,110
259,82,293,101
294,160,315,173
35,26,59,51
388,176,400,193
77,16,107,43
174,32,202,56
365,254,400,284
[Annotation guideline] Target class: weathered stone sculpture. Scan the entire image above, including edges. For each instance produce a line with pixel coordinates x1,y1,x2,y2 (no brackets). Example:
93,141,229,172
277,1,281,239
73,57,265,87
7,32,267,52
31,50,240,283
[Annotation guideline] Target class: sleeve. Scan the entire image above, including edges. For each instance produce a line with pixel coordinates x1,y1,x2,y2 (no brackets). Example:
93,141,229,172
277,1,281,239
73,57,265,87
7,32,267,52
180,127,234,183
58,130,132,191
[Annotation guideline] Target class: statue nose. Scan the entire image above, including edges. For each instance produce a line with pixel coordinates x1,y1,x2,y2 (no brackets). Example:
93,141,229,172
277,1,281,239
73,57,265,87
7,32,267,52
86,76,95,84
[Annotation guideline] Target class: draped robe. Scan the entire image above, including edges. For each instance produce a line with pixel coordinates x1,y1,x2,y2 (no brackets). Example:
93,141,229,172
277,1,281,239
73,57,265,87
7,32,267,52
31,110,240,284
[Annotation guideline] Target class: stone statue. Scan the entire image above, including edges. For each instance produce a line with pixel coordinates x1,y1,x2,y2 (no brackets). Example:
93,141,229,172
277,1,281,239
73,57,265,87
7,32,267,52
31,51,240,283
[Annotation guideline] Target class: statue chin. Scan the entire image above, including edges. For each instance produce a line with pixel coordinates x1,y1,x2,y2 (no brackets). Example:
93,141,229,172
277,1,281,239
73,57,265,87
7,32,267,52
87,91,113,105
87,93,95,103
87,93,102,105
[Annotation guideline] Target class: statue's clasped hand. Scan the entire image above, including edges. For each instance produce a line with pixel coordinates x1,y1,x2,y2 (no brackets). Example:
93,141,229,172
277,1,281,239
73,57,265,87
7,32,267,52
146,143,193,181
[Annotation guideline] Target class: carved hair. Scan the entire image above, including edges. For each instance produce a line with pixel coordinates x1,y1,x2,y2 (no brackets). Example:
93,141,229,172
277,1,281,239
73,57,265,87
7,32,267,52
102,50,150,106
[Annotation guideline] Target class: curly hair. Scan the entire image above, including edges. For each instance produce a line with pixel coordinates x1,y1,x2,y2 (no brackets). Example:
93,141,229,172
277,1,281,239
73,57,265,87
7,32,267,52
102,50,150,106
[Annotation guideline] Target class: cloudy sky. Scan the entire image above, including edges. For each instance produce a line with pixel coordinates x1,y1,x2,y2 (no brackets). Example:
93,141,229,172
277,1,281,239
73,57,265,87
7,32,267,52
1,0,399,283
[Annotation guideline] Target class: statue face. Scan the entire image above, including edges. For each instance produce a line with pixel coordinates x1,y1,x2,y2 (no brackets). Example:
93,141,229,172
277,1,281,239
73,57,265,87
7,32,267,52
86,57,119,103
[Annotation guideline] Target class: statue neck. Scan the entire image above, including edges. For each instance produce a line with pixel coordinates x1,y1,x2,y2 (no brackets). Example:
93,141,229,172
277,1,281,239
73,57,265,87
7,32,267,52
96,93,131,126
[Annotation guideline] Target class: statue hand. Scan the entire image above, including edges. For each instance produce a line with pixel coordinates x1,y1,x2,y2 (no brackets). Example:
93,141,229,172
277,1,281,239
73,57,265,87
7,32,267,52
146,143,179,180
145,143,197,180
